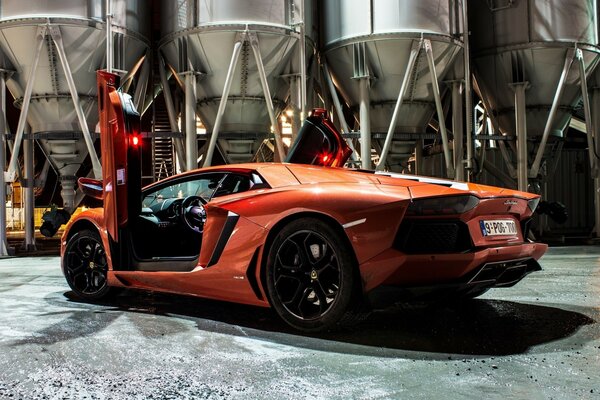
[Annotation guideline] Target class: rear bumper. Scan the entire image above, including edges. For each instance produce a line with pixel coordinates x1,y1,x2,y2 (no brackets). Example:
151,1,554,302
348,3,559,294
359,242,548,294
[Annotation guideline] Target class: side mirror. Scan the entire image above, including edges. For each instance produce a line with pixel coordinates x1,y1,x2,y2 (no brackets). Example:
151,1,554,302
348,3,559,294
78,177,103,200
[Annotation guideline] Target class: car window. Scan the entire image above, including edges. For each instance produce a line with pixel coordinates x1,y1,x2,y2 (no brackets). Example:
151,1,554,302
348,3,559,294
142,173,225,208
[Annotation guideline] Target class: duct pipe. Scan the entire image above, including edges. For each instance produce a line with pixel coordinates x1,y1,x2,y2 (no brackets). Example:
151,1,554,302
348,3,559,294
106,0,113,73
0,72,9,256
23,126,35,251
158,55,186,172
530,48,575,178
204,37,244,167
452,81,465,181
6,26,45,183
50,26,102,179
462,0,474,177
424,39,454,178
322,63,357,160
358,77,371,169
249,33,286,162
377,40,421,172
511,82,529,192
184,72,198,171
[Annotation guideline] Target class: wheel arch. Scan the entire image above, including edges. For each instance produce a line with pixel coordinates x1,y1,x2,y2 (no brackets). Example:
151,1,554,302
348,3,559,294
65,219,102,242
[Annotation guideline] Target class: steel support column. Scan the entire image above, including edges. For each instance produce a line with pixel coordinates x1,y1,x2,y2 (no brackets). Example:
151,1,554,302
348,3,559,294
0,72,9,256
322,63,357,160
22,126,35,251
377,40,421,172
6,26,45,182
424,39,454,178
462,0,474,177
589,90,600,238
358,77,371,169
106,0,113,73
133,55,151,112
50,26,102,179
451,81,465,181
249,33,285,162
530,48,575,178
511,82,529,192
204,37,244,167
184,72,198,171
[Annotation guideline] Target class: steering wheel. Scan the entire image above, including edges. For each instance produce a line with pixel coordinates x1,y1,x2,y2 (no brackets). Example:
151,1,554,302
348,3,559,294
181,195,208,234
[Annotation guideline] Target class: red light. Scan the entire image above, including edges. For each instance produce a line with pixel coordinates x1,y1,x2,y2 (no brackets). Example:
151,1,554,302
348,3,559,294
131,135,140,147
320,154,329,163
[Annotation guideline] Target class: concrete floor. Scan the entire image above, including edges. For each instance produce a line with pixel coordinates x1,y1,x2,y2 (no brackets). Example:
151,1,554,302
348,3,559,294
0,247,599,399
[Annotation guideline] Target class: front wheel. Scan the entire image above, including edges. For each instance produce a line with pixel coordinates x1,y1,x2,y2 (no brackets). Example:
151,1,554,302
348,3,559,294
63,229,111,300
265,218,364,332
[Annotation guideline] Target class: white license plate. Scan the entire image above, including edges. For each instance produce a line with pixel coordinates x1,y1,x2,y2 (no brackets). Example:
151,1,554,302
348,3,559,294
480,219,517,236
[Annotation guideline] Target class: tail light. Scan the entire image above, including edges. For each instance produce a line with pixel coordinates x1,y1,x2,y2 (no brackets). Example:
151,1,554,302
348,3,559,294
406,195,480,216
130,134,140,147
528,197,540,212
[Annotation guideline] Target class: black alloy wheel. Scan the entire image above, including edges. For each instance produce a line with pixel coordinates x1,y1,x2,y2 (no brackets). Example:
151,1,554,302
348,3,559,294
266,218,362,332
63,229,111,300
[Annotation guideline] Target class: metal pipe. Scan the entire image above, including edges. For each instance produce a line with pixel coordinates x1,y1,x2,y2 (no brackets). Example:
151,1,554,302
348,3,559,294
106,0,113,73
204,38,244,167
6,26,45,182
359,77,371,169
424,39,454,178
158,55,186,172
593,88,600,238
184,72,198,171
250,33,286,162
23,125,35,250
576,49,596,173
462,0,474,177
376,40,420,172
49,26,102,179
530,48,575,178
133,55,151,112
414,139,424,175
452,80,465,181
299,20,307,121
512,82,529,192
322,62,357,160
0,72,9,256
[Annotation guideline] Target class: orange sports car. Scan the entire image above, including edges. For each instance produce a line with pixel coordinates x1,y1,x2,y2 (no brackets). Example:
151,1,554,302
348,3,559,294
60,72,547,332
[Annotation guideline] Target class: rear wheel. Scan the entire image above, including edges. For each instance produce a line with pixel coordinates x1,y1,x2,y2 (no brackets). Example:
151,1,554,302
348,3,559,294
265,218,363,332
63,229,111,300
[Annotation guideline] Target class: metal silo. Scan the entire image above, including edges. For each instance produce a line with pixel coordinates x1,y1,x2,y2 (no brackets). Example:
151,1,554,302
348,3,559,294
468,0,599,192
159,0,314,167
0,0,150,212
320,0,465,175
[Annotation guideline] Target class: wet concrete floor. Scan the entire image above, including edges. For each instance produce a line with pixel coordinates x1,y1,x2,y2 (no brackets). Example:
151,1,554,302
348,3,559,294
0,247,599,399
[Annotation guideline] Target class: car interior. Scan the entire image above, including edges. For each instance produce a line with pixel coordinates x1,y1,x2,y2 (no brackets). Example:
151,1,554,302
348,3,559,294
121,171,267,272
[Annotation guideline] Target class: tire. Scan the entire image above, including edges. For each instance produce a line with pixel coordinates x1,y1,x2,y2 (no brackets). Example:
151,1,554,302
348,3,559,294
265,218,363,332
63,229,111,300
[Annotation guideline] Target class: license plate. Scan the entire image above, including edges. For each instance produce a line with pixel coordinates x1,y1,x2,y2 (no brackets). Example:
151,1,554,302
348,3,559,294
480,219,517,236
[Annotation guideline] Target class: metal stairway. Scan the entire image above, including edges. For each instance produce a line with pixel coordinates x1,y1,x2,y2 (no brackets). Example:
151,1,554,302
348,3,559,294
152,95,176,180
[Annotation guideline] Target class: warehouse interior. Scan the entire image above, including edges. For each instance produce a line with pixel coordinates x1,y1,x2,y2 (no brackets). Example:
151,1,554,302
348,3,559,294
0,1,599,398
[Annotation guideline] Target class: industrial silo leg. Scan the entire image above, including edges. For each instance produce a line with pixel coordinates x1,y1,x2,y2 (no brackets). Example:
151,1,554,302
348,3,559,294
49,26,102,179
204,37,245,167
22,126,35,251
593,88,600,238
376,40,421,172
358,78,371,169
511,82,529,192
322,62,358,161
134,54,151,112
158,55,186,172
530,49,575,179
0,72,9,256
249,33,285,162
451,81,465,181
6,26,46,183
184,72,198,170
424,39,454,178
